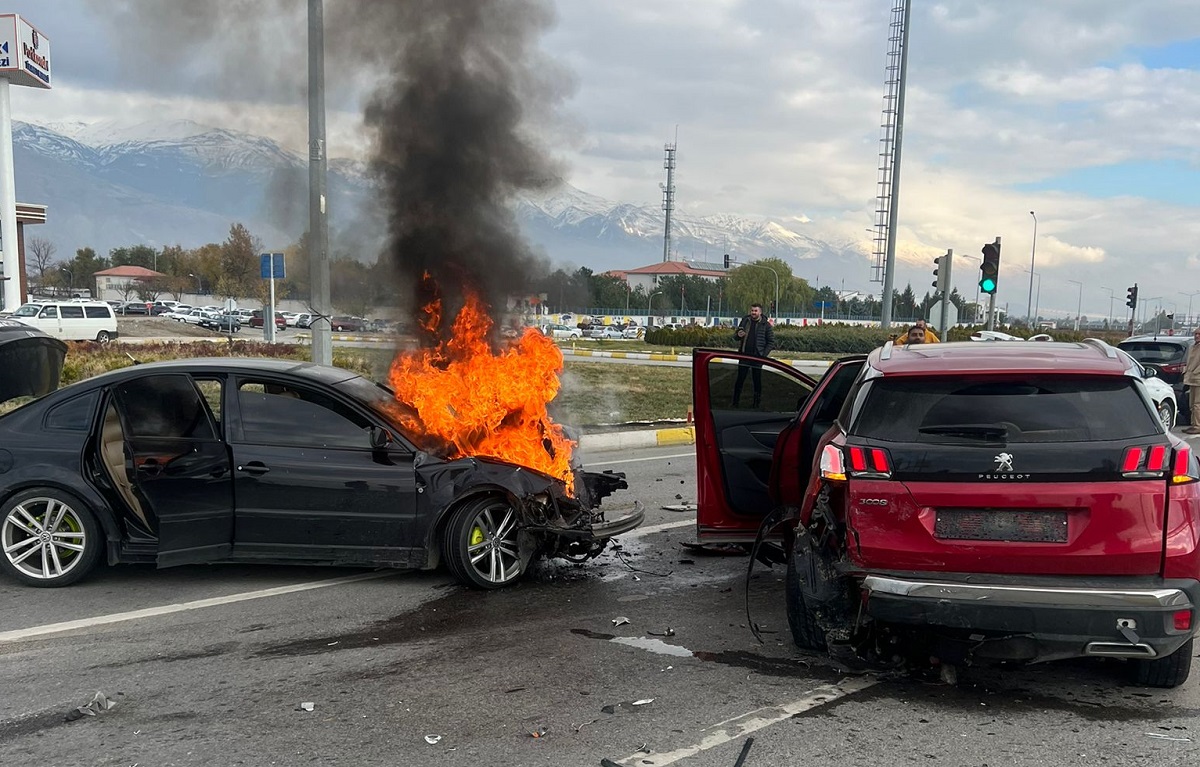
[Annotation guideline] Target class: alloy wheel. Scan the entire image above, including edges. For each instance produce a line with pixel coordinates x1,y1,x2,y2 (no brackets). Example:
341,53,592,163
2,497,88,581
465,501,521,585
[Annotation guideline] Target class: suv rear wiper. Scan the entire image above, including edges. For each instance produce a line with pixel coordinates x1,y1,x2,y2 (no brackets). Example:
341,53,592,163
918,424,1009,439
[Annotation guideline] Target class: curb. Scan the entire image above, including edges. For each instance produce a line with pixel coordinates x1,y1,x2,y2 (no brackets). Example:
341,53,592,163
578,426,695,452
560,348,833,369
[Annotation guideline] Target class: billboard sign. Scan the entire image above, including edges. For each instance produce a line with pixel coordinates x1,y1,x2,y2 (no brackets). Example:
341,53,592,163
260,252,285,280
0,15,50,89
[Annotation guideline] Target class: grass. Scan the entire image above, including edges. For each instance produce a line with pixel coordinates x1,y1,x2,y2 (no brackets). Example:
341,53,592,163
554,361,694,426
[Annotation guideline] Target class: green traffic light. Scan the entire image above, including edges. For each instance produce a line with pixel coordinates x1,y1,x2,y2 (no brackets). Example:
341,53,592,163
980,278,997,293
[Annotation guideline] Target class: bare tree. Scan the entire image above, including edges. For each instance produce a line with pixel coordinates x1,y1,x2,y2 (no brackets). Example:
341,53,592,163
116,281,139,303
26,237,56,291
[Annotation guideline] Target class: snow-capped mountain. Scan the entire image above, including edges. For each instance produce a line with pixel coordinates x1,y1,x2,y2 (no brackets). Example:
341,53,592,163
12,119,866,284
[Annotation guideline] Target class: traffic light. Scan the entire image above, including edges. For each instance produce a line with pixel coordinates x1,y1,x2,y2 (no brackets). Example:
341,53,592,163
932,254,949,295
723,253,731,269
1126,284,1138,310
979,239,1001,295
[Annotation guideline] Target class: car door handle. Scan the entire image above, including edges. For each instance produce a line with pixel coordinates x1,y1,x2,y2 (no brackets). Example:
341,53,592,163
237,462,270,476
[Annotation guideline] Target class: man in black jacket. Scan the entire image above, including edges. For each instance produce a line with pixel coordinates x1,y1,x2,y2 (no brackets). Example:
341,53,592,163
732,303,775,408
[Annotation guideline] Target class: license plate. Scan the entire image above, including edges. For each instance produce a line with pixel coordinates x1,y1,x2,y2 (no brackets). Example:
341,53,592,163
935,509,1068,543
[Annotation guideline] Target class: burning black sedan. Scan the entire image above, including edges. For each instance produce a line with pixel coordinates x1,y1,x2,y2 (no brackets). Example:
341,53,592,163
0,358,640,589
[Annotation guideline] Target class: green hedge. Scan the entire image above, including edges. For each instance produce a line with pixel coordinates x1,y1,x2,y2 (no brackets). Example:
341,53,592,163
646,323,1129,354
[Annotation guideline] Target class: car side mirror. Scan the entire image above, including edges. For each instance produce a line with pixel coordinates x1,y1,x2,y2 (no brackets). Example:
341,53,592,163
369,426,394,450
1143,366,1158,379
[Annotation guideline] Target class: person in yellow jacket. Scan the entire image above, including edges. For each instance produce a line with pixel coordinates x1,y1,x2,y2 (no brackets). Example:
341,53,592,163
1183,329,1200,433
914,318,940,343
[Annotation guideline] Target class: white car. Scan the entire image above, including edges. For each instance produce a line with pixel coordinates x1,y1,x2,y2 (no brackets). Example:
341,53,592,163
541,323,581,340
1130,358,1179,430
280,312,300,327
622,326,644,339
182,308,218,325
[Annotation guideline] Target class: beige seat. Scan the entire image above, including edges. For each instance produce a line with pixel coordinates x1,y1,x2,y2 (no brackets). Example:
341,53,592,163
101,403,148,527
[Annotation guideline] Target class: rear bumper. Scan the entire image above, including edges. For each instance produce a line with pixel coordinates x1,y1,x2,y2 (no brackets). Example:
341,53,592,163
863,574,1200,662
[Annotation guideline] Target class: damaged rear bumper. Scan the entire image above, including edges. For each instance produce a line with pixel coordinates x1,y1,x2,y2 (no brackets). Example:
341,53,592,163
862,574,1200,662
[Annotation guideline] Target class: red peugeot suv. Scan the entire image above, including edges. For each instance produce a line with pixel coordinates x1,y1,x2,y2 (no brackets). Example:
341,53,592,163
694,339,1200,687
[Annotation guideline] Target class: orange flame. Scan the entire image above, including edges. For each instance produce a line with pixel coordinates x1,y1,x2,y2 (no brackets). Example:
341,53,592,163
388,283,575,490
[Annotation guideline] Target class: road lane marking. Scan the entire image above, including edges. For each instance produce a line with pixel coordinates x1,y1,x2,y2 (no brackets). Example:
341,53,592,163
0,570,400,643
616,677,879,766
620,519,693,540
590,452,694,467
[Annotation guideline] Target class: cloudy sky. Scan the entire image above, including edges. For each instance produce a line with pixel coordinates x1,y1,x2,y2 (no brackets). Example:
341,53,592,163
7,0,1200,322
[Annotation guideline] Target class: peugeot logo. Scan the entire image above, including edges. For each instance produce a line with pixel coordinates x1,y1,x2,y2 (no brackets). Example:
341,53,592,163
994,452,1014,472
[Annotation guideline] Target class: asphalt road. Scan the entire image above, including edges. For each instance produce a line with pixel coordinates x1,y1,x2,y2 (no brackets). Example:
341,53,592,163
3,446,1199,766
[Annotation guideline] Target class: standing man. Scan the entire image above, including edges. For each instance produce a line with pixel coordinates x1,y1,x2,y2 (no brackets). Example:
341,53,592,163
1184,329,1200,434
914,318,940,343
732,303,775,408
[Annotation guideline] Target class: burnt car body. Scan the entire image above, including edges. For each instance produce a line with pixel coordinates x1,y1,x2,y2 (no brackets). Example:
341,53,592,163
0,358,640,589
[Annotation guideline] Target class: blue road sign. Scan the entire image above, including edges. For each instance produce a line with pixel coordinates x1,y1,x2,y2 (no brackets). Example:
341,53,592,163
816,301,835,309
260,252,285,280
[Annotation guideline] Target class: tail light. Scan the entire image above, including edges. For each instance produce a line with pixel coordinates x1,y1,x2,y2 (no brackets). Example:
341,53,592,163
1161,363,1185,375
1122,445,1175,478
1172,446,1198,485
824,445,893,480
1174,610,1192,631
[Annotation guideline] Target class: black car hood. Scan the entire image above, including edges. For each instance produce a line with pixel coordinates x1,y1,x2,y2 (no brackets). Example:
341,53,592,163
413,452,627,511
0,319,67,403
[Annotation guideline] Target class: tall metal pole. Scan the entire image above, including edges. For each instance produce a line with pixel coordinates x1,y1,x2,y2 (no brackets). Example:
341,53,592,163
1026,211,1037,326
1102,286,1114,329
1068,279,1082,331
308,0,332,366
0,80,19,312
661,140,677,263
879,0,911,330
938,249,952,336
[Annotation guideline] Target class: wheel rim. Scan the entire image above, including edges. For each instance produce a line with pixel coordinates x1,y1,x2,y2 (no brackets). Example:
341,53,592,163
1160,403,1174,430
97,332,110,343
465,501,521,585
2,497,88,580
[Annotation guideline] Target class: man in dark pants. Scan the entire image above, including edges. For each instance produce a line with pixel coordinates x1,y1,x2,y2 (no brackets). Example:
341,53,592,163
732,303,775,408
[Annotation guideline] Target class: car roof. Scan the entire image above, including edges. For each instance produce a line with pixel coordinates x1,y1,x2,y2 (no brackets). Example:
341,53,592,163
1120,335,1192,345
870,340,1132,377
69,357,363,389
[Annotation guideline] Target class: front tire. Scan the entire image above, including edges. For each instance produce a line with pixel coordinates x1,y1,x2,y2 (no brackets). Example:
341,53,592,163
0,489,103,587
1134,638,1193,688
442,496,529,589
95,331,112,344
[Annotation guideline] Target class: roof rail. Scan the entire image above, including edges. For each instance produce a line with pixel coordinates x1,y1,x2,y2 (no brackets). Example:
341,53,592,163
1080,337,1118,358
880,339,894,360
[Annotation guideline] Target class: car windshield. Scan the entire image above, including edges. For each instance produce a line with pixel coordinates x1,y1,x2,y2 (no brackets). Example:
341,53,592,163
11,304,41,317
853,375,1160,443
333,375,406,427
1119,342,1186,364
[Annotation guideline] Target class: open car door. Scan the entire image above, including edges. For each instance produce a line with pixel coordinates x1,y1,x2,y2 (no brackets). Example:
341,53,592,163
693,349,866,543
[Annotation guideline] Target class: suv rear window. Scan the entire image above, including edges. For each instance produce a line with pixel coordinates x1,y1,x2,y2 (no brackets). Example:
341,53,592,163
852,376,1160,443
1118,342,1187,364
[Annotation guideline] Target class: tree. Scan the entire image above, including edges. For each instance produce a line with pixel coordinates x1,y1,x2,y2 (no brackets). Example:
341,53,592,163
116,281,139,302
109,245,158,270
26,236,55,290
217,223,262,299
61,247,110,296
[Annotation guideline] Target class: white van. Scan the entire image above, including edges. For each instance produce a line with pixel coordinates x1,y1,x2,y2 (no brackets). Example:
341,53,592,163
8,301,119,342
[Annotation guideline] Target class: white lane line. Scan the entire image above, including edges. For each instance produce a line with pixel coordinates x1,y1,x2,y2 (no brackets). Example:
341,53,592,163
617,677,879,766
589,452,694,467
619,519,692,540
0,570,400,643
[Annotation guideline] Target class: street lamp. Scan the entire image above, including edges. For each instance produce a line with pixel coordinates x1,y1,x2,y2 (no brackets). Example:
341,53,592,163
1022,268,1041,328
648,290,662,325
1027,211,1037,325
1180,291,1200,330
1101,286,1114,329
188,273,202,295
1067,279,1082,331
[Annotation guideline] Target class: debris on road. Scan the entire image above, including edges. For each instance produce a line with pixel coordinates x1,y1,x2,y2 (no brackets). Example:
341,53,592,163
527,725,548,738
1145,732,1192,742
424,734,443,745
611,616,631,627
65,691,117,722
647,628,676,637
632,698,654,706
733,736,755,767
299,702,315,712
661,503,697,512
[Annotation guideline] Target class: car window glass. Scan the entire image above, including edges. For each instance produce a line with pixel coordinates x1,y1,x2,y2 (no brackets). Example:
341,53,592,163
853,376,1160,443
705,357,815,412
84,306,112,319
60,305,85,319
114,375,218,440
45,391,99,431
193,378,223,429
39,306,58,319
1118,342,1187,364
237,380,372,449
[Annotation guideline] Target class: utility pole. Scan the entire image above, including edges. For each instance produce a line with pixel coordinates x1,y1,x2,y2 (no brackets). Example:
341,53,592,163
878,0,911,330
661,135,677,263
308,0,332,366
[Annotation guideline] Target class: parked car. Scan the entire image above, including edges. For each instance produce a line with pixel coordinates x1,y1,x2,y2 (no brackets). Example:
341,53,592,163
181,308,217,325
7,301,119,343
199,314,242,333
541,323,581,340
0,358,640,589
584,326,624,340
694,339,1200,687
249,310,287,331
1118,335,1195,425
280,312,300,327
622,325,645,339
294,312,314,329
117,301,149,316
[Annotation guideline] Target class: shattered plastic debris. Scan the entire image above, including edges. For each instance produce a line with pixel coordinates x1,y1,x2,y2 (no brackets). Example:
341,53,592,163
65,691,117,722
527,725,548,738
660,503,697,512
632,698,654,706
299,702,315,712
424,735,443,745
647,628,676,637
1145,733,1192,742
611,616,631,627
